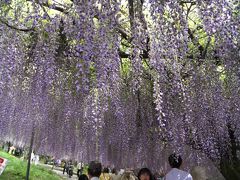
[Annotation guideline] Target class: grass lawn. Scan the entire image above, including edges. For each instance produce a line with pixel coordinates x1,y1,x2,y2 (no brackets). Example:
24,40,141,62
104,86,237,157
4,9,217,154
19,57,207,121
0,151,63,180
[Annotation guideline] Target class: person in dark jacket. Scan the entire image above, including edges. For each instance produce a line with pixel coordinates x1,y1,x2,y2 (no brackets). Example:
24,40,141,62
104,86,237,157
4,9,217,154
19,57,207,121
79,174,89,180
63,161,67,174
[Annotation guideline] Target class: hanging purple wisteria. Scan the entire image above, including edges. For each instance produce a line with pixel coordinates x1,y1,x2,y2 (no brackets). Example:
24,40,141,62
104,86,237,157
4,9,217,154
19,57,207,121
0,0,239,178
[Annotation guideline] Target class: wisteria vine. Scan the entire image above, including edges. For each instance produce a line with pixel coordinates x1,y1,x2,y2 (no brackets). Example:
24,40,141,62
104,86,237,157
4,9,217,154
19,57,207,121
0,0,239,177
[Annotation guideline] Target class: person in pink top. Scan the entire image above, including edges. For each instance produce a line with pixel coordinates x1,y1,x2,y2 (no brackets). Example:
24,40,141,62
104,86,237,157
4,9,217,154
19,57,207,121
165,154,192,180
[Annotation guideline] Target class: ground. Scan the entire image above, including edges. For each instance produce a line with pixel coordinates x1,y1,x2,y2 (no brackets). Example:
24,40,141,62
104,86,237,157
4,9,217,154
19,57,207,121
0,151,64,180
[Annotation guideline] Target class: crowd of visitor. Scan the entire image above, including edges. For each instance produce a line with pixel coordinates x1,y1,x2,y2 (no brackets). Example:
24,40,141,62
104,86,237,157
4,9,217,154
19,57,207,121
72,153,207,180
63,161,74,178
0,141,210,179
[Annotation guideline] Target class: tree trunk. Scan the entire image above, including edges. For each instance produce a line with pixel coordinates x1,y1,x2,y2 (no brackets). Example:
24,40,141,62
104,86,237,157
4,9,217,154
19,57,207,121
25,128,35,180
220,158,240,180
219,123,240,180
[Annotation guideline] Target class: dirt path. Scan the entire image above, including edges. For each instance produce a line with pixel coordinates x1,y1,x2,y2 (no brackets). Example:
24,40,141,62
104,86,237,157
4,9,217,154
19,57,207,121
38,163,78,180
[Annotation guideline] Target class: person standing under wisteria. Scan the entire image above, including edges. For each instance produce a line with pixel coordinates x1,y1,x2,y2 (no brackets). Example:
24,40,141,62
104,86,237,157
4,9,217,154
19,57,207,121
77,161,84,177
137,168,154,180
111,168,120,180
79,174,89,180
100,167,112,180
190,166,207,180
63,161,67,174
165,154,192,180
88,161,102,180
120,170,136,180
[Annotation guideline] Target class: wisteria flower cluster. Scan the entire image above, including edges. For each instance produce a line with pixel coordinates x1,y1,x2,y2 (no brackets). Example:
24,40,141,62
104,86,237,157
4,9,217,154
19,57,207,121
0,0,239,176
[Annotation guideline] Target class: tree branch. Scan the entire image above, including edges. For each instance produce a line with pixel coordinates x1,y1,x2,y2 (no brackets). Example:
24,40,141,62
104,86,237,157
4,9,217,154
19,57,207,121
26,0,71,14
116,27,130,40
202,37,211,59
0,18,34,32
118,49,130,58
188,27,205,59
180,1,196,5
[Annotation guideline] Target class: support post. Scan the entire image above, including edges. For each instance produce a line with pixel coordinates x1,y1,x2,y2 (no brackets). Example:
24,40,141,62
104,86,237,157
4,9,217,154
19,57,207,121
26,129,35,180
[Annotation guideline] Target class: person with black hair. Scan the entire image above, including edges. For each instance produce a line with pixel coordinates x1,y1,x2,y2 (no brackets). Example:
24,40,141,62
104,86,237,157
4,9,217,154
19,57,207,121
67,161,74,178
137,168,154,180
120,170,136,180
100,167,112,180
103,167,110,173
111,168,117,175
79,174,89,180
165,153,192,180
77,162,84,177
111,168,121,180
88,161,102,180
63,161,67,174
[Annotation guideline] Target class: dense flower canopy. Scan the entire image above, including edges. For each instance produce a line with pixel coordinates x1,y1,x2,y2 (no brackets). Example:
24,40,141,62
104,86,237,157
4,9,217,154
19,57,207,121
0,0,239,175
